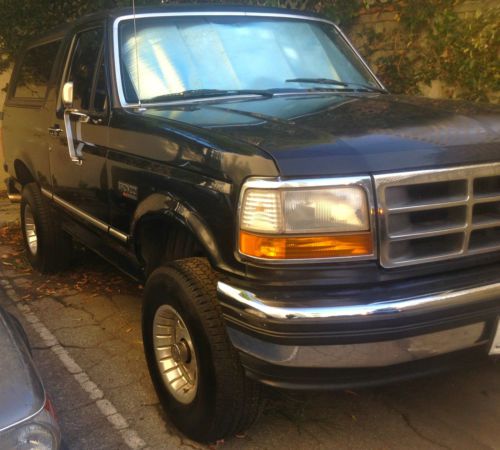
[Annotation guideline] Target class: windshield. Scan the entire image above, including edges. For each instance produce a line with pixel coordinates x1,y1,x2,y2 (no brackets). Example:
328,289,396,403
117,15,379,103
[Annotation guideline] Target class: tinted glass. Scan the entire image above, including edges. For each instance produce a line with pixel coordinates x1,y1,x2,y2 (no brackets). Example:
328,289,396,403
118,16,378,102
93,60,108,113
14,40,61,99
68,28,103,111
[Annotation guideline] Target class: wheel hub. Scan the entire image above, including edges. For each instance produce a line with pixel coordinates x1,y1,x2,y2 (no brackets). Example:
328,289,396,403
152,305,198,404
172,340,191,364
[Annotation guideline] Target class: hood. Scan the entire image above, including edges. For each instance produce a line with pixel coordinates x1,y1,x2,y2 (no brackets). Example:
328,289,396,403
0,308,44,432
143,94,500,177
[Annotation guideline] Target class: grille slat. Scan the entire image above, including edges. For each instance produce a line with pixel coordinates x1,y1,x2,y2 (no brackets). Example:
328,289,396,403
387,199,468,213
474,194,500,204
388,225,468,241
375,163,500,268
472,220,500,230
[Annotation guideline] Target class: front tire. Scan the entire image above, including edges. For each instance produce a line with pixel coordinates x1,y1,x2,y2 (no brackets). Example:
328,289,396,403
20,183,72,273
143,257,262,443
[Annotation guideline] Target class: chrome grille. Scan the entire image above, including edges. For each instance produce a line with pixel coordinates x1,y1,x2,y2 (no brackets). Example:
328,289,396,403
374,163,500,268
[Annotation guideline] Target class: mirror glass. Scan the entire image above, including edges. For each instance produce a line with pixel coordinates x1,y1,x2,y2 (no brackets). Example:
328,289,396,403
62,81,74,108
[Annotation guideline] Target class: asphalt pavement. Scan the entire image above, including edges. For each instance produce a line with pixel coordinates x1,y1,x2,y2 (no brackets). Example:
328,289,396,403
1,196,499,450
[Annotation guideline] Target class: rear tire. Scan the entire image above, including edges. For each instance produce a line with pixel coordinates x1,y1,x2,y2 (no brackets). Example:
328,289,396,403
143,257,262,443
20,183,72,273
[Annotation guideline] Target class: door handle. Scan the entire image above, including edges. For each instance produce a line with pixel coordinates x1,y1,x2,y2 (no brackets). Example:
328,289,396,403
48,126,62,137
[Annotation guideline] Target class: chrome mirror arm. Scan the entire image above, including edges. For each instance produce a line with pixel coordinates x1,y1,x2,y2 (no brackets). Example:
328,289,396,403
63,109,89,165
69,110,90,123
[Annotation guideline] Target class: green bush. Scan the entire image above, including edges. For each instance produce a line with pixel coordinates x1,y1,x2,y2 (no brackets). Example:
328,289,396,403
0,0,498,102
344,0,500,102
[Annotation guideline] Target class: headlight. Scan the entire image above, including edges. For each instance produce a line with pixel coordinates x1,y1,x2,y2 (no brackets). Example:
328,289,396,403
239,178,374,261
0,404,60,450
16,423,56,450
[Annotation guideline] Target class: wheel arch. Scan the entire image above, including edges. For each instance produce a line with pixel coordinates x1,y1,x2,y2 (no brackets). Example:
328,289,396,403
131,193,225,271
14,159,36,186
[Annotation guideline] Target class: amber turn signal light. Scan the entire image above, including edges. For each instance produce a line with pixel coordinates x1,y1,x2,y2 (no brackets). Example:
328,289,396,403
239,231,373,260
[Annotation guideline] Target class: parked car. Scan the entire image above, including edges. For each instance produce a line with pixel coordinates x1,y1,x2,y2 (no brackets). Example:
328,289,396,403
2,4,500,443
0,305,61,449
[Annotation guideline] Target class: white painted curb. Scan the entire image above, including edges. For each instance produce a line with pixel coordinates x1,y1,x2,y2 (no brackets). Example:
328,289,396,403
0,278,148,450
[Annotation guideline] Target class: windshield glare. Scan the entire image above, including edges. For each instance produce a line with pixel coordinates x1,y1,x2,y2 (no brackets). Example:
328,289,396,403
118,15,378,103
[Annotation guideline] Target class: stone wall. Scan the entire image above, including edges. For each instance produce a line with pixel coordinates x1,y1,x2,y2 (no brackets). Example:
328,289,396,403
0,66,12,185
347,0,498,100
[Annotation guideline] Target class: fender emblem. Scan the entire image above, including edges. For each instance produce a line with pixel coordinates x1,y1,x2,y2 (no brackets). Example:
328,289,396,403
118,181,138,200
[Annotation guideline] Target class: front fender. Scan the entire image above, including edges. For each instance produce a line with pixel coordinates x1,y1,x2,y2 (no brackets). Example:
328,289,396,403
131,192,226,269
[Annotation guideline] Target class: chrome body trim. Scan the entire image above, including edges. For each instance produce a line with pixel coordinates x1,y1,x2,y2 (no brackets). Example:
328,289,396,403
490,323,500,355
41,189,129,242
52,193,108,232
7,193,21,203
40,187,53,199
217,280,500,322
236,176,377,264
374,162,500,268
227,322,486,368
112,11,386,108
108,226,129,243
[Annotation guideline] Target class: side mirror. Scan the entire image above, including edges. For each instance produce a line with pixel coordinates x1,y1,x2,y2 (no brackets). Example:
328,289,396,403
62,81,74,108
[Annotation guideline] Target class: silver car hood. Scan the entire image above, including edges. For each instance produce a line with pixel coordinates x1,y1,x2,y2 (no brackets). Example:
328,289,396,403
0,308,45,432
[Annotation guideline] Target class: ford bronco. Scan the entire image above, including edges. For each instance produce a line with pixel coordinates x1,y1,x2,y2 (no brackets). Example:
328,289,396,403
2,5,500,443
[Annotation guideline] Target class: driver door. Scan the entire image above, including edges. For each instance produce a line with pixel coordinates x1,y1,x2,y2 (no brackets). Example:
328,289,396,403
48,26,110,228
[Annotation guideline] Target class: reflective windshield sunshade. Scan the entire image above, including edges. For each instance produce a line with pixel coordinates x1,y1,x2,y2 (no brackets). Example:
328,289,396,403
116,15,380,103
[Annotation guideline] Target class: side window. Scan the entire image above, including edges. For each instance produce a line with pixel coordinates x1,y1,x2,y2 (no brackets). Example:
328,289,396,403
13,40,61,99
93,59,108,113
67,28,104,111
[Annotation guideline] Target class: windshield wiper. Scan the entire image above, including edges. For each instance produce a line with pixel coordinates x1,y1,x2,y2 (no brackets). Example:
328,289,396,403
286,78,386,93
143,89,274,103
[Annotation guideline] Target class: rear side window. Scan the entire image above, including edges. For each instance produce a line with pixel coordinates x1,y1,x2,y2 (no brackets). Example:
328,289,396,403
13,40,61,99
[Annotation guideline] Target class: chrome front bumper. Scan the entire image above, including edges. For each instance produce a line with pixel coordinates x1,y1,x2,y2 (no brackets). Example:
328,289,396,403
227,322,486,368
218,281,500,369
218,281,500,323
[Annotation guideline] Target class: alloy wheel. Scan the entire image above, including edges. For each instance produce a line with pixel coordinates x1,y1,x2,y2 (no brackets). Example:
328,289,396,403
24,204,38,255
153,304,198,404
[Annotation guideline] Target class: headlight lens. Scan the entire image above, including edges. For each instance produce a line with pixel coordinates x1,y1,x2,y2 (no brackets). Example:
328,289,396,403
240,189,282,233
0,406,60,450
16,423,56,450
239,183,373,260
283,187,369,233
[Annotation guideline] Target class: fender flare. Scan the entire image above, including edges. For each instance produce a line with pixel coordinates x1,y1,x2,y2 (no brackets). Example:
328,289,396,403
131,192,224,267
13,159,36,186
